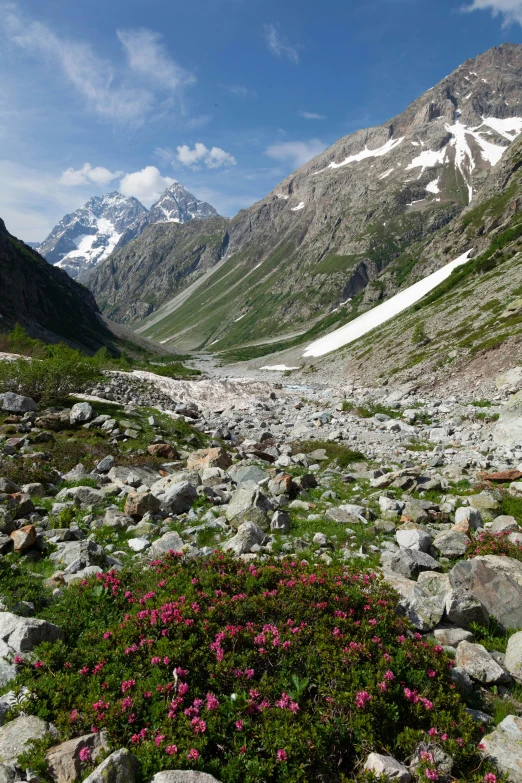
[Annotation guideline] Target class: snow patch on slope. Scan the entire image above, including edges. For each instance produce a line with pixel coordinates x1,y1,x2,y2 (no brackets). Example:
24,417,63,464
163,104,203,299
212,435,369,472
325,137,404,170
303,250,473,358
291,202,305,211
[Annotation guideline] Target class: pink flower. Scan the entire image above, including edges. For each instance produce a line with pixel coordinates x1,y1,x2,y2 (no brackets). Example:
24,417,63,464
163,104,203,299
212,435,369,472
13,655,23,665
484,776,496,783
355,691,371,709
78,747,91,763
425,770,438,781
427,669,436,678
206,693,219,711
235,720,244,730
384,670,395,681
69,709,78,723
187,748,199,761
165,745,178,756
155,735,165,747
121,679,136,693
276,749,288,762
103,631,112,639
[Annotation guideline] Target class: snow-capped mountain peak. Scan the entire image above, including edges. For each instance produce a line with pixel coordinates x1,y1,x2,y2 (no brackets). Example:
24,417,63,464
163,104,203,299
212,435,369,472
39,185,218,279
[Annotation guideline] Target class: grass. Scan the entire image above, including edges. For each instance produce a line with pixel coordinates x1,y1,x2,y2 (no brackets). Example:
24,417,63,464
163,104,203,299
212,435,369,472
291,440,367,468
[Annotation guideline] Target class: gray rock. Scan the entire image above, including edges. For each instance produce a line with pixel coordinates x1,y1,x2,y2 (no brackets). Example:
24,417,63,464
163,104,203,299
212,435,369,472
50,540,104,569
445,588,489,629
151,773,222,783
449,556,522,629
0,715,58,765
493,389,522,446
432,530,468,557
505,630,522,682
363,753,411,782
449,666,474,694
47,732,107,783
82,748,138,783
226,482,272,529
96,456,115,473
491,515,520,533
454,506,483,530
149,532,184,558
222,522,265,556
396,525,431,552
161,482,198,514
456,640,507,684
416,571,451,596
229,465,268,485
431,626,474,647
384,573,444,631
0,612,62,686
70,403,94,425
482,715,522,782
381,548,441,579
0,393,37,413
57,486,105,508
128,537,150,552
103,509,134,529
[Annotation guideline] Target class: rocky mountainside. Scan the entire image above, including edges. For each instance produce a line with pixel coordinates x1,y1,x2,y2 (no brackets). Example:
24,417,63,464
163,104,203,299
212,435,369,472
0,218,114,351
86,43,522,352
39,185,218,280
86,217,229,323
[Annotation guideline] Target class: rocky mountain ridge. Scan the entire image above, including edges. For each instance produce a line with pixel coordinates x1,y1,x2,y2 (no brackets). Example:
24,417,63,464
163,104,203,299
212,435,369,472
0,218,114,352
85,44,522,356
39,184,218,280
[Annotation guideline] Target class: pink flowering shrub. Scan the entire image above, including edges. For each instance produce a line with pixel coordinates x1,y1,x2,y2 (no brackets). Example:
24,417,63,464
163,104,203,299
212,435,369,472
466,530,522,560
14,554,491,782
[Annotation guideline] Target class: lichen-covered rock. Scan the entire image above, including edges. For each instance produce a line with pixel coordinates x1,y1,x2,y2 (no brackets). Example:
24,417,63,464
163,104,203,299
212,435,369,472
0,715,58,765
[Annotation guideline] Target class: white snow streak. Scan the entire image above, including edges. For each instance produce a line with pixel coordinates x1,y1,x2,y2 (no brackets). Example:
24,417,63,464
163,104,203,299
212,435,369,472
481,116,522,140
426,178,440,194
303,250,473,358
291,202,305,211
406,148,446,173
325,137,404,170
260,365,300,371
378,168,394,180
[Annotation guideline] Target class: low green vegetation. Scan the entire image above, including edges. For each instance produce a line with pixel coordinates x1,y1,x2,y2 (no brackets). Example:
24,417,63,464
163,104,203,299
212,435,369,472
9,555,492,783
292,439,367,468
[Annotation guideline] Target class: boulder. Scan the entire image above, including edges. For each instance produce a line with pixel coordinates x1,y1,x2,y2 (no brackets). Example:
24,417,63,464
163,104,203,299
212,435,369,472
150,472,201,495
47,732,107,783
432,530,468,558
149,531,184,558
151,773,222,783
494,390,522,446
449,556,522,629
491,515,520,533
0,715,58,765
381,548,441,579
103,509,134,529
445,588,489,629
454,506,483,531
416,571,451,596
222,522,265,556
395,523,431,552
82,748,138,783
456,640,507,684
50,540,104,570
124,492,161,518
384,573,445,631
96,456,115,473
0,612,62,686
69,403,94,425
187,448,232,471
229,465,267,485
431,626,474,647
482,715,522,782
363,753,411,782
0,393,37,413
10,525,36,553
58,486,105,509
270,510,290,533
161,482,198,514
226,482,272,529
505,631,522,682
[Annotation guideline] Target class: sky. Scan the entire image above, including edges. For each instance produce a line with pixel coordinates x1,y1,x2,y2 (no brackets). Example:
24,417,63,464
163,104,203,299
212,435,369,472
1,0,522,241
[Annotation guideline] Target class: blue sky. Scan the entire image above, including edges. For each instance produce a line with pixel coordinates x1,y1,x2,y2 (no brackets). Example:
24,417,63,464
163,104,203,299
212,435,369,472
1,0,522,240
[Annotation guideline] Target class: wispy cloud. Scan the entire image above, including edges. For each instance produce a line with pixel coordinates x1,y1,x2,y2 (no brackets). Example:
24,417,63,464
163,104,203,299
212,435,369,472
1,5,195,124
117,28,195,92
220,83,257,99
462,0,522,25
264,139,326,168
263,23,300,64
300,110,326,120
60,163,122,186
176,142,237,169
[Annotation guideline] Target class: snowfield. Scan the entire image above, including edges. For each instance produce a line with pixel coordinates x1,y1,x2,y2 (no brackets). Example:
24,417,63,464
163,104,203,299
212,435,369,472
302,250,473,358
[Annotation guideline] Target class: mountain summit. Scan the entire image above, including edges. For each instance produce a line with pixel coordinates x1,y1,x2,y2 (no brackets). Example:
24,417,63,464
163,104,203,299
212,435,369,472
39,184,218,279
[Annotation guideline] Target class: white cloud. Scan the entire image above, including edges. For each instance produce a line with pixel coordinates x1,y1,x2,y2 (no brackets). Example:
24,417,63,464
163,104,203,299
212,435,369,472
119,166,175,207
264,139,327,168
221,83,257,99
263,23,300,64
60,163,122,186
300,110,326,120
0,159,95,240
462,0,522,24
1,7,195,123
176,143,237,169
117,29,196,91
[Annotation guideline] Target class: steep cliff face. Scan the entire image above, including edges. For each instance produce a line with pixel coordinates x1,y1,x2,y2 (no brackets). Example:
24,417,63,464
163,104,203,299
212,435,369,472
0,218,112,351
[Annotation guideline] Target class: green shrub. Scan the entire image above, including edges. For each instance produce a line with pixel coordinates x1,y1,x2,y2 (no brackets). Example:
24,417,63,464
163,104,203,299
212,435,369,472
15,555,488,783
411,322,428,346
0,344,102,404
466,530,522,561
